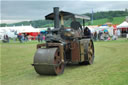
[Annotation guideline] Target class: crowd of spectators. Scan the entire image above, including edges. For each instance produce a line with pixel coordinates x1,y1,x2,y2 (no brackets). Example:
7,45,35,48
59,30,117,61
91,29,121,41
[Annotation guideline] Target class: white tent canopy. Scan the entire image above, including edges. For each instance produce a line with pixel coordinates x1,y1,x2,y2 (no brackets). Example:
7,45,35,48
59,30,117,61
117,21,128,28
0,25,40,38
0,27,17,38
18,26,40,33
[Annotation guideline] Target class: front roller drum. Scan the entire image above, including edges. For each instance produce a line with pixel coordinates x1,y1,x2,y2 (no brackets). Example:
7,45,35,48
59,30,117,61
32,48,64,75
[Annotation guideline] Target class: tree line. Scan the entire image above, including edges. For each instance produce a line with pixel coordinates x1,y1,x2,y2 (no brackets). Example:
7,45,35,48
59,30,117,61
85,10,128,20
0,10,128,28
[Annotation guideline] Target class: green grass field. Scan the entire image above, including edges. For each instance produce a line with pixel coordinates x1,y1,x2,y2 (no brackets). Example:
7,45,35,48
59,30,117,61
86,16,125,25
1,39,128,85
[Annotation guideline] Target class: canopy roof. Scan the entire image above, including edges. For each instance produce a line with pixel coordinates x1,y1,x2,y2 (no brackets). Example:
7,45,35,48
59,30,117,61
98,25,113,29
117,21,128,28
45,11,90,20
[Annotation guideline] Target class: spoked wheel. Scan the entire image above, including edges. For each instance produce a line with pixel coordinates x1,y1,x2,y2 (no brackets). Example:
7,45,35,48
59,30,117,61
87,40,94,64
54,49,64,75
33,48,64,75
83,40,94,65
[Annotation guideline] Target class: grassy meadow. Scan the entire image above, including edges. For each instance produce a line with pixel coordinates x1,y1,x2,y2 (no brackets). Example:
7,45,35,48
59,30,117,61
0,39,128,85
86,16,126,25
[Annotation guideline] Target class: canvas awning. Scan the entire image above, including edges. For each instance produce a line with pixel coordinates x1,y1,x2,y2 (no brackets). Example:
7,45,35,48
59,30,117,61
45,11,90,20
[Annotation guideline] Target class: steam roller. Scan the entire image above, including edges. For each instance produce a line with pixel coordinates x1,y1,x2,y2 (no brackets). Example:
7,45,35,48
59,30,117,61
32,7,95,75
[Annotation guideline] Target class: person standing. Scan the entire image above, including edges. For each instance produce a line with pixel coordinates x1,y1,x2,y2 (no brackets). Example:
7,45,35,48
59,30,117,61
3,34,9,43
70,17,82,37
84,27,91,38
98,31,102,40
93,31,98,41
117,29,121,38
13,31,17,42
7,34,9,43
40,33,43,42
37,34,41,42
43,35,45,42
21,34,24,43
70,17,82,30
17,34,22,43
24,33,28,42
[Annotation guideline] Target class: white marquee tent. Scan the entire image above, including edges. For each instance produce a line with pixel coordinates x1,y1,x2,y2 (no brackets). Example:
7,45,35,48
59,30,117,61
0,25,40,39
117,21,128,28
117,21,128,37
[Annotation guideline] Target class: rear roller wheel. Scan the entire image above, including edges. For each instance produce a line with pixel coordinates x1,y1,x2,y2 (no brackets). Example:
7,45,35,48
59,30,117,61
87,40,94,64
83,40,94,65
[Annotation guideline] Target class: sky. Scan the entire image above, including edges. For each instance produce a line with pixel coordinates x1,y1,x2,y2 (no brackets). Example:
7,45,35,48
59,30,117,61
0,0,128,24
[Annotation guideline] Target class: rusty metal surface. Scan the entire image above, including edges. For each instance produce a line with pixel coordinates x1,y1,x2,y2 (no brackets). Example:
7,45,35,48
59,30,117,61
71,41,80,62
47,43,60,47
33,46,64,75
59,44,64,62
80,42,85,62
79,39,90,62
37,44,46,49
47,43,64,62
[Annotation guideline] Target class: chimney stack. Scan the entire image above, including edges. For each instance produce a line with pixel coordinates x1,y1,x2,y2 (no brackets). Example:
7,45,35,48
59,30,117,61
54,7,60,29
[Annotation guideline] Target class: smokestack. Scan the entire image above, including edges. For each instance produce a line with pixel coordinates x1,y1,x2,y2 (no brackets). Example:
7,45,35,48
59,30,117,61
54,7,60,29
